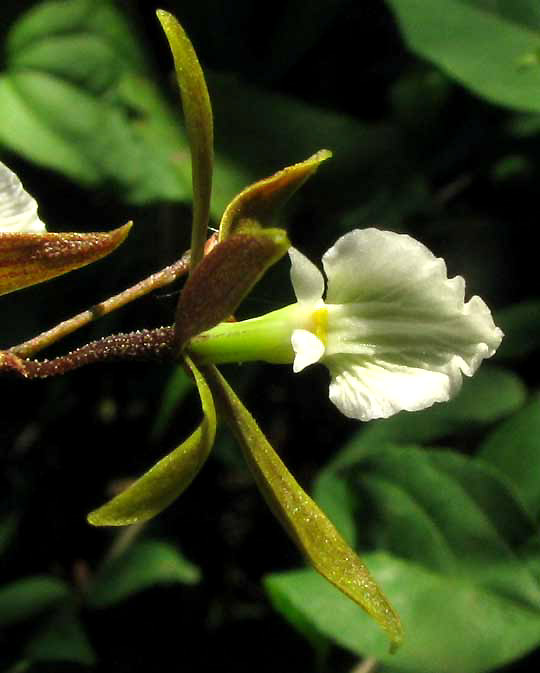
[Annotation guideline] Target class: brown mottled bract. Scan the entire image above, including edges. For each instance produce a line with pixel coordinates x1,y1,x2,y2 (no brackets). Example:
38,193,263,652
0,222,131,296
219,150,331,241
0,326,176,379
175,233,283,349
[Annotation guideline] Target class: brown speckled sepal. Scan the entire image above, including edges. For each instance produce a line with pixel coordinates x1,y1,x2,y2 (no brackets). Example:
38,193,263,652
0,222,132,296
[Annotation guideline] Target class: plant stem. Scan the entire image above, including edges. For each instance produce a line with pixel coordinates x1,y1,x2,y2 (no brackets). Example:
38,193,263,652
9,252,190,359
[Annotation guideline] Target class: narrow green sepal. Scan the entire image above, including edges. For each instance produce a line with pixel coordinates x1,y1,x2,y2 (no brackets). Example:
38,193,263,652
175,228,290,349
156,9,213,271
219,150,332,242
87,355,216,526
203,364,403,651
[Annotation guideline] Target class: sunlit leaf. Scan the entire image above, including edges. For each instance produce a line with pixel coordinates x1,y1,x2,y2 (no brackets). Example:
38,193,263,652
266,551,540,673
270,444,540,672
386,0,540,112
88,355,216,525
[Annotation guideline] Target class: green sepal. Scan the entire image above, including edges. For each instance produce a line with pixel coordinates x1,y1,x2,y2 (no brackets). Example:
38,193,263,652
175,228,290,349
87,355,216,526
0,222,131,296
156,9,213,271
203,364,403,651
219,149,331,241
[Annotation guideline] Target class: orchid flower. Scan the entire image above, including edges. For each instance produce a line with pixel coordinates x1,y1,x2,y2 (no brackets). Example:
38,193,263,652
190,228,503,421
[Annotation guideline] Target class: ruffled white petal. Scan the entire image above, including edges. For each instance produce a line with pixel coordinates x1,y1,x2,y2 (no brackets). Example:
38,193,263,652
308,228,503,420
0,160,46,233
323,228,465,311
289,246,325,305
291,329,325,373
326,354,458,421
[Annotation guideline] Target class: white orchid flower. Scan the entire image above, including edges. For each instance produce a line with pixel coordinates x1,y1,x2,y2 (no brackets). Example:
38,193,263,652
0,160,46,233
190,228,503,421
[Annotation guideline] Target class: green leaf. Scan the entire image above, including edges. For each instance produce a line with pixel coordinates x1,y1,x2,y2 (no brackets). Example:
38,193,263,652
25,611,96,666
0,0,244,214
386,0,540,112
326,365,526,471
272,444,540,672
203,364,403,651
495,300,540,360
478,396,540,519
88,355,216,525
266,551,540,673
87,539,200,608
0,576,70,627
157,10,214,270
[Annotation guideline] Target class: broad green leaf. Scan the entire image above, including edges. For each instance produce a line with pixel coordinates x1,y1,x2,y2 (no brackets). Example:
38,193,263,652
478,396,540,519
272,445,540,672
327,445,540,605
25,611,96,666
203,364,403,651
385,0,540,112
495,300,540,359
88,355,216,525
325,366,526,472
219,150,332,241
0,576,70,627
0,1,242,215
157,10,214,270
87,539,200,608
0,223,131,296
6,0,145,71
151,366,193,440
266,551,540,673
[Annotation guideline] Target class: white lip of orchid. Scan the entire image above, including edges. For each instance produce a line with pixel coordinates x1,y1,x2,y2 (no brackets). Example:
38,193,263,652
0,160,47,234
288,228,504,421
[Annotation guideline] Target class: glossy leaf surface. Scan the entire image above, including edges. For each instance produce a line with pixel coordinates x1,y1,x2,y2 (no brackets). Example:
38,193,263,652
386,0,540,112
271,443,540,671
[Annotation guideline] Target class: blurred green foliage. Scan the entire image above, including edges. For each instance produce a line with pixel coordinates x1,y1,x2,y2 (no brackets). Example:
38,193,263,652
1,0,540,671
